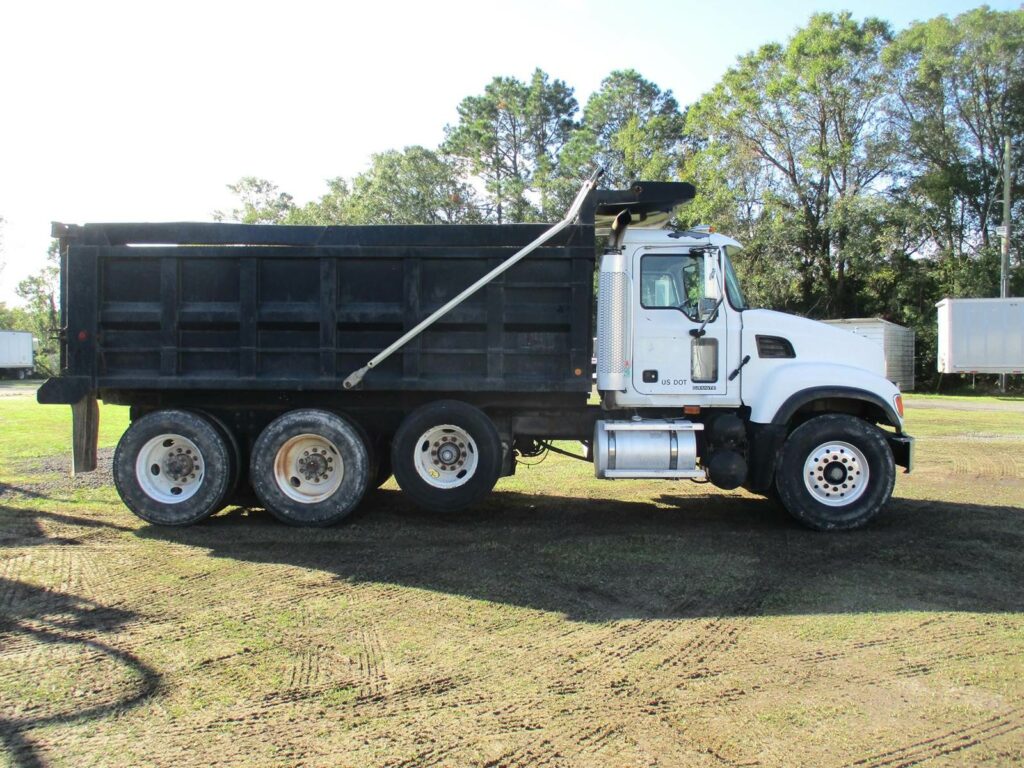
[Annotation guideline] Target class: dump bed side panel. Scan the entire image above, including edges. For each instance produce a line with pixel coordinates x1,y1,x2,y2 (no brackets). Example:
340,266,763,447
61,223,595,393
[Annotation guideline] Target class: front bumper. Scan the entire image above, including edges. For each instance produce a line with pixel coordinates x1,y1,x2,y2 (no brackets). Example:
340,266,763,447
888,434,914,473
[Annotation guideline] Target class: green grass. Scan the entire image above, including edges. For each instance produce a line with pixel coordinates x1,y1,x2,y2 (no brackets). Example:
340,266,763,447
0,395,128,462
907,392,1024,402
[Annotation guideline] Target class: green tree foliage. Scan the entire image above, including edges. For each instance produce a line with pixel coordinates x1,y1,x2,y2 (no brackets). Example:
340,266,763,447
13,242,60,374
214,177,296,224
885,6,1024,298
289,178,352,225
525,69,580,219
340,147,480,225
562,69,685,190
444,70,578,223
444,77,532,223
684,13,894,318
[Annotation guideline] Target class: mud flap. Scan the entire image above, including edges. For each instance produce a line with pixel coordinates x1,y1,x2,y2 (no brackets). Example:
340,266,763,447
888,434,914,474
72,394,99,475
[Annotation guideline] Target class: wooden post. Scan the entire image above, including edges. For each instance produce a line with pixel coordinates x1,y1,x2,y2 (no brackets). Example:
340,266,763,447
71,394,99,475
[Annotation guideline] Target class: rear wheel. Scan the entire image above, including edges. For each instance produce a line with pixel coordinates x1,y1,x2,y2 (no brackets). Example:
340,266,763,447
775,414,895,531
250,409,370,526
113,410,233,526
391,400,501,513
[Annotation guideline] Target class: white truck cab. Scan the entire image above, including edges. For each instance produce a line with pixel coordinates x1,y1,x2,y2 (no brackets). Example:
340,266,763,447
594,219,912,530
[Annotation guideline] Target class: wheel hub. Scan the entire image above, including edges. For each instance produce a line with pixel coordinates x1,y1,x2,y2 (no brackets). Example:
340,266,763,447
414,424,478,489
164,448,197,481
823,461,847,485
432,437,466,469
803,440,869,507
297,449,333,483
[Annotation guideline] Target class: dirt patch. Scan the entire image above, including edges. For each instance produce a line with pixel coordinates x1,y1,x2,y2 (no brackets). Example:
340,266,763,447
2,449,114,498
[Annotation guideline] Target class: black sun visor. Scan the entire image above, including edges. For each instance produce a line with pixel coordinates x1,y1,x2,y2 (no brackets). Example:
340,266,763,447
592,181,696,233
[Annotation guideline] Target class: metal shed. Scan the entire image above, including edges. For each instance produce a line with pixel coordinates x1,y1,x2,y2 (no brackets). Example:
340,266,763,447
822,318,915,391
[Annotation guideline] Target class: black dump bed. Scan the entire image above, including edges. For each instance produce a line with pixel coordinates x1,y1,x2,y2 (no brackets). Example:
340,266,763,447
41,182,694,404
47,220,594,397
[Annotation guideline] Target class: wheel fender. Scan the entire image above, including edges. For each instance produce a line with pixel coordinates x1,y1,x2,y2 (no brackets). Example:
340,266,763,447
747,363,903,429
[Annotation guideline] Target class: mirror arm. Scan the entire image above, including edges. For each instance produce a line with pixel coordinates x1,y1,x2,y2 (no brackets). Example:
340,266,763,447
689,296,723,338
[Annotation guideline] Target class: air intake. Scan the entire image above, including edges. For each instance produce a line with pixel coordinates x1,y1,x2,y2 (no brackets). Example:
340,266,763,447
596,251,631,390
756,335,796,358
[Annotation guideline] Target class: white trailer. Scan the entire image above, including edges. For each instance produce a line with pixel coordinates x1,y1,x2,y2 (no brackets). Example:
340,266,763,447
823,318,915,391
936,298,1024,374
0,330,35,379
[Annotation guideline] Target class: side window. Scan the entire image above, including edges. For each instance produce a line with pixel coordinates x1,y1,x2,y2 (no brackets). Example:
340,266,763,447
640,254,705,321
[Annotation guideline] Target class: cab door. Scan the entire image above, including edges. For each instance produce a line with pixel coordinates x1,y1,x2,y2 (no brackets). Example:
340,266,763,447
631,249,728,397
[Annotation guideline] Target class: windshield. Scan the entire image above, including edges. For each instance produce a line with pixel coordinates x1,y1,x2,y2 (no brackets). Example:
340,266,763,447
722,246,748,310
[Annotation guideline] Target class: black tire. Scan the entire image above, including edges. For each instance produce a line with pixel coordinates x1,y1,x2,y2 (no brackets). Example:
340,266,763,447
113,410,233,526
196,410,242,502
775,414,896,531
250,409,370,526
391,400,502,513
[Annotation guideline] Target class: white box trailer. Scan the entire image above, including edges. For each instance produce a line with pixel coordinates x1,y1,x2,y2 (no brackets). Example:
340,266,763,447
936,298,1024,374
822,318,915,391
0,330,35,379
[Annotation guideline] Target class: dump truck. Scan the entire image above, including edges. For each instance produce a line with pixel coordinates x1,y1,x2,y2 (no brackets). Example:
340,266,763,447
38,175,913,530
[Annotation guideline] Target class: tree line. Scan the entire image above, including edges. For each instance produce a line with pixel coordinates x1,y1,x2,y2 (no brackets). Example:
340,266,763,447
216,8,1023,385
3,8,1021,384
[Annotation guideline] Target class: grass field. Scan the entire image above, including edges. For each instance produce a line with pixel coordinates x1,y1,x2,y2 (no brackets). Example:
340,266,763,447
1,390,1022,767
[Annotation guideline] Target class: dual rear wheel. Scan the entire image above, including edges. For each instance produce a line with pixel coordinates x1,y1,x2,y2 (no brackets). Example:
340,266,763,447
249,409,370,526
113,410,235,526
113,401,502,526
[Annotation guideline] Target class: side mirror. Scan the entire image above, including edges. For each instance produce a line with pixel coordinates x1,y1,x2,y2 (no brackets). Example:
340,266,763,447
704,254,722,301
698,297,720,321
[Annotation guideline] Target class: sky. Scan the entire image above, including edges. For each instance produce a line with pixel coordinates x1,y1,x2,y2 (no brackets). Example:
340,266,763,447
0,0,1017,303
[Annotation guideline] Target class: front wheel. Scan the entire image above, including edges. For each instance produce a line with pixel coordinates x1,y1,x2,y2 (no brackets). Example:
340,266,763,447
391,401,502,513
775,414,895,531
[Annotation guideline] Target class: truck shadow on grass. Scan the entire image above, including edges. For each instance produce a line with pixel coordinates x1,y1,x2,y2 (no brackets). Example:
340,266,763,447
0,484,134,547
135,489,1024,622
0,577,160,768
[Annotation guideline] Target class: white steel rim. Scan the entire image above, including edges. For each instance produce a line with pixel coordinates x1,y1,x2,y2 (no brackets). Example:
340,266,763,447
135,433,205,504
414,424,478,489
274,433,344,503
803,440,869,507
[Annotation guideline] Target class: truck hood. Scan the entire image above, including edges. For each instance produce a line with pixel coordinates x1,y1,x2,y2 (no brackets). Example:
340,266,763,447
742,309,885,377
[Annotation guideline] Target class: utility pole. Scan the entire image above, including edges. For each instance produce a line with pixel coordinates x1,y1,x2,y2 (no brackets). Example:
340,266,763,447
999,136,1012,393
